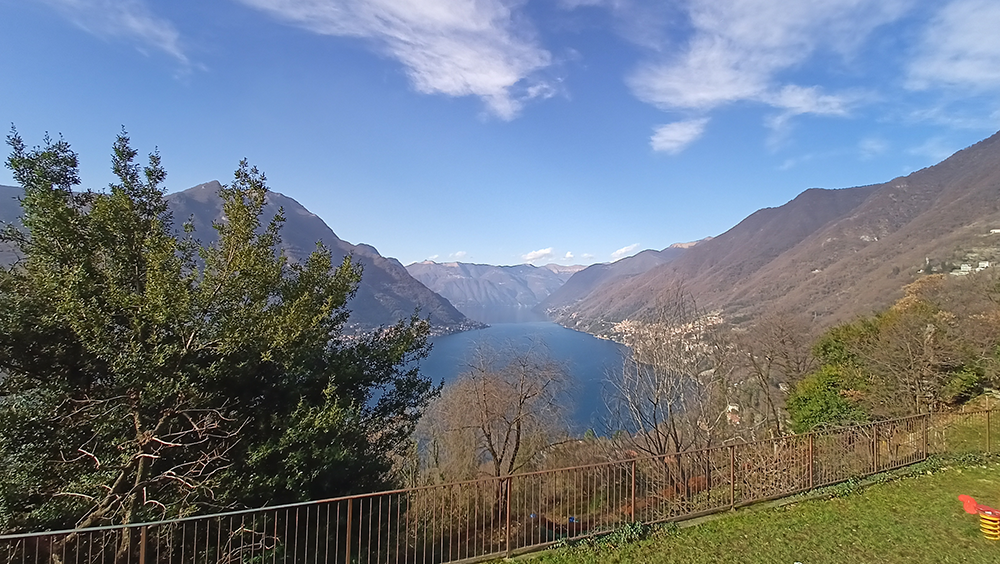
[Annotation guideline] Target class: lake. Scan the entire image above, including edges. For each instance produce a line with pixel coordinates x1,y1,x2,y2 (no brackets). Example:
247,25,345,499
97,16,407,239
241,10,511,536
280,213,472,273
420,321,628,432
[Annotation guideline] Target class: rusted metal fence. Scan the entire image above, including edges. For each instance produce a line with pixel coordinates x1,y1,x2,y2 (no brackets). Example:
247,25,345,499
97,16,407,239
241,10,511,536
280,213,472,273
2,410,994,564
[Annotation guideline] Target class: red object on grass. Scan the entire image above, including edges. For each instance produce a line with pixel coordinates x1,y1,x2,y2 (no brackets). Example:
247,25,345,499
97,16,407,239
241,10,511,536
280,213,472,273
959,495,1000,517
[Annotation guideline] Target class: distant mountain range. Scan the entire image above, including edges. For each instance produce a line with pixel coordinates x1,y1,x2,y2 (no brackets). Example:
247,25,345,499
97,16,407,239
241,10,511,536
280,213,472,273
548,131,1000,337
9,129,1000,341
0,181,477,334
538,244,702,313
405,261,584,323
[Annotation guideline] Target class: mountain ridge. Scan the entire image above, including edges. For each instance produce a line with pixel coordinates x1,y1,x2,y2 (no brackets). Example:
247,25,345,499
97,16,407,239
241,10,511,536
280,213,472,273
551,130,1000,336
405,260,584,323
0,181,476,334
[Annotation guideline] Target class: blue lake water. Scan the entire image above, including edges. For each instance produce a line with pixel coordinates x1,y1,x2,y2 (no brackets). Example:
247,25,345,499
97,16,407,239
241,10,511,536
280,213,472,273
420,322,628,432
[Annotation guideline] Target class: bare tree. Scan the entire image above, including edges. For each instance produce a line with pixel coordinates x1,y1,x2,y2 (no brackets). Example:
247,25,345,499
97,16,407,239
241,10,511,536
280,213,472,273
418,339,570,482
607,286,735,458
734,313,816,436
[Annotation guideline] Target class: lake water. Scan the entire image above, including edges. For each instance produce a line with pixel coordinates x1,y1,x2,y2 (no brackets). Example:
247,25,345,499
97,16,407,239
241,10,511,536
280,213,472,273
420,321,628,432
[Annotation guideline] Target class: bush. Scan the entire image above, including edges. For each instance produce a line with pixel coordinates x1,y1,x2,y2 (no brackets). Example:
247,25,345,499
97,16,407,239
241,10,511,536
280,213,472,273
786,366,869,433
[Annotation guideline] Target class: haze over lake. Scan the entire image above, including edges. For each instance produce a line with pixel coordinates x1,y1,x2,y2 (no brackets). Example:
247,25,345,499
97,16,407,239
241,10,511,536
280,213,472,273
421,321,627,432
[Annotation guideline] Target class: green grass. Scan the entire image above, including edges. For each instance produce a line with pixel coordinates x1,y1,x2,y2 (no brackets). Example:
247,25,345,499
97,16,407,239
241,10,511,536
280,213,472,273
513,455,1000,564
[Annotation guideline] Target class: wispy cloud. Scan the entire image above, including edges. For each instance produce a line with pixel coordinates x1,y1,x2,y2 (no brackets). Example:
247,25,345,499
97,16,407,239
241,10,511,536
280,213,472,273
611,243,638,261
563,251,574,260
650,118,709,154
522,247,554,263
623,1,908,131
450,251,468,260
859,137,889,160
909,137,958,163
907,0,1000,92
237,0,553,119
38,0,188,64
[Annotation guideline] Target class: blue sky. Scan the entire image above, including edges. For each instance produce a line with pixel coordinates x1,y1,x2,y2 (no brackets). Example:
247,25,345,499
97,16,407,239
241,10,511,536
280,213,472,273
2,0,999,267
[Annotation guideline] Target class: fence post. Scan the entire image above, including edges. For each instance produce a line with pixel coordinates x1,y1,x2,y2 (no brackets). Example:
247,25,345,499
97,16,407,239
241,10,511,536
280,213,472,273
504,477,512,559
728,445,735,509
346,498,353,564
807,434,814,490
630,459,636,522
139,526,147,564
922,414,929,459
987,410,992,455
872,425,879,473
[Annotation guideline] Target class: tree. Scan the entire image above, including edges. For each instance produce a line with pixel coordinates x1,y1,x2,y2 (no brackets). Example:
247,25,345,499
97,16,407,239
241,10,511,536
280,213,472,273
0,129,436,535
733,313,816,436
787,274,1000,430
608,287,734,458
418,339,569,483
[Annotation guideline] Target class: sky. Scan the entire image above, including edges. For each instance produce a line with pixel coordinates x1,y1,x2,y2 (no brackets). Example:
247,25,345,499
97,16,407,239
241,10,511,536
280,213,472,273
1,1,1000,267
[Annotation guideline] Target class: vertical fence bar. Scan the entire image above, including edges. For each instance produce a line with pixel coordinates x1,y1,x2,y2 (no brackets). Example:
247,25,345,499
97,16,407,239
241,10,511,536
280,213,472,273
504,476,513,558
872,426,879,473
630,460,636,521
728,445,735,508
922,414,929,458
987,410,992,454
807,434,814,490
345,499,353,564
504,477,511,559
138,526,146,564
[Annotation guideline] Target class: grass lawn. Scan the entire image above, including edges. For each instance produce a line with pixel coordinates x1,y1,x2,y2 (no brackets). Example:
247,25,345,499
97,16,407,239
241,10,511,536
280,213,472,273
515,455,1000,564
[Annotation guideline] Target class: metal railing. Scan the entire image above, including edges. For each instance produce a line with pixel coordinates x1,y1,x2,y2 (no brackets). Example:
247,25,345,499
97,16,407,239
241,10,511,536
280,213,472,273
2,410,994,564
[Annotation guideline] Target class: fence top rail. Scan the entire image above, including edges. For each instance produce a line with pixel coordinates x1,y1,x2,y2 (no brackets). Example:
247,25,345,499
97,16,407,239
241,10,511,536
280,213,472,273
0,410,989,542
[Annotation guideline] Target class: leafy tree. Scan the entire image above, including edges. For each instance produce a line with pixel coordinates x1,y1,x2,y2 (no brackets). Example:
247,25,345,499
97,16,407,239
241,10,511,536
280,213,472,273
0,129,436,535
785,365,868,433
787,274,1000,430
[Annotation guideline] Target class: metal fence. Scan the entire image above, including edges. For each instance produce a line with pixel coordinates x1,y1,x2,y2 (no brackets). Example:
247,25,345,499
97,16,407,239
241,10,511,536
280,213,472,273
2,410,994,564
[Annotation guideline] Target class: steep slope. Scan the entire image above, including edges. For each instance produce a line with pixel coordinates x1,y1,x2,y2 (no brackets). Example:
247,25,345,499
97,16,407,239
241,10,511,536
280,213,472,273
405,260,583,323
556,131,1000,335
540,247,689,313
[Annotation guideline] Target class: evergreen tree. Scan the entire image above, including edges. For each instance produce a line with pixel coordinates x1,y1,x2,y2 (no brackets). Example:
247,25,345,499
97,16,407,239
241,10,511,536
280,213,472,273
0,129,436,533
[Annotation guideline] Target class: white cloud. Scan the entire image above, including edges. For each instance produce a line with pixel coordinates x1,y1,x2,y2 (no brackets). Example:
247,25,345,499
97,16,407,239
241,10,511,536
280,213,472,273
908,0,1000,92
650,118,709,154
522,247,554,263
627,0,908,122
450,251,467,260
563,251,574,260
39,0,187,63
236,0,553,119
909,137,958,163
610,243,638,261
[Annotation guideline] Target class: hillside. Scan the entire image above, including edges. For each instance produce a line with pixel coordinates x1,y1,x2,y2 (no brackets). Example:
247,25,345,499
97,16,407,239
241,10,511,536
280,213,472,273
0,181,476,334
539,246,690,313
406,261,583,323
551,131,1000,336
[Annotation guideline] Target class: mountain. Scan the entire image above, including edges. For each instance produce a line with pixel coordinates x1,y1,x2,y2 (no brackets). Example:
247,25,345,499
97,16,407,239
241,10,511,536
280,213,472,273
539,246,694,314
405,260,584,323
0,181,475,334
552,131,1000,336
